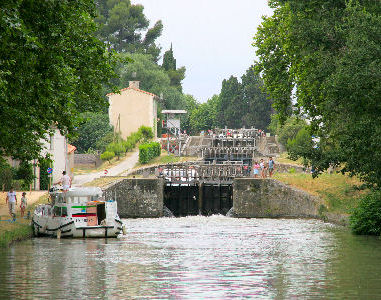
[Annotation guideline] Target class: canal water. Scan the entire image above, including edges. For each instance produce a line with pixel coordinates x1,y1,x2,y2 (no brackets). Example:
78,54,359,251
1,216,381,299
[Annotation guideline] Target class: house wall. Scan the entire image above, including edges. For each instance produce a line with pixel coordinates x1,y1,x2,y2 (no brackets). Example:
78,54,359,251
108,89,156,139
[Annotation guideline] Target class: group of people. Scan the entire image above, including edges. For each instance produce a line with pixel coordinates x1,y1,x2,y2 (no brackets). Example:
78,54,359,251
6,188,28,218
4,170,71,219
252,157,275,178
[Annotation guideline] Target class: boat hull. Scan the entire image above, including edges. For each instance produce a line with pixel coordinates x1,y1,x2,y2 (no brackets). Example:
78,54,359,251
32,217,123,238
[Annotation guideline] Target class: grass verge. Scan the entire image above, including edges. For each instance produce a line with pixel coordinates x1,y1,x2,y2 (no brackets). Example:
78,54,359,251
135,151,199,169
273,172,369,214
0,193,49,248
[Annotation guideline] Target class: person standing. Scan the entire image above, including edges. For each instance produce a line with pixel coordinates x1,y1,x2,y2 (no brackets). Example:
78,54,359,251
268,157,275,177
253,161,260,178
260,159,266,178
20,192,28,218
6,187,17,217
57,171,71,192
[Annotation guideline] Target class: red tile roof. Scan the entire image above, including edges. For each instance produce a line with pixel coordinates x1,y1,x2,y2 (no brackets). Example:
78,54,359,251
67,144,76,154
106,86,158,98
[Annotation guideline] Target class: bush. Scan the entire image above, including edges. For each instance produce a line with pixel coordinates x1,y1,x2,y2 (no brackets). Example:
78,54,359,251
100,151,115,163
139,142,161,164
350,191,381,236
106,142,125,159
138,126,154,140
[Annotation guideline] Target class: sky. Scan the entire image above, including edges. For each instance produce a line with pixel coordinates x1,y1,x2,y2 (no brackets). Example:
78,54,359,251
132,0,273,103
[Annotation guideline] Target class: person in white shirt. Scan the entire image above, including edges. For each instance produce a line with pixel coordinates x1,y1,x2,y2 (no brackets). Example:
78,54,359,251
57,171,71,192
6,187,17,216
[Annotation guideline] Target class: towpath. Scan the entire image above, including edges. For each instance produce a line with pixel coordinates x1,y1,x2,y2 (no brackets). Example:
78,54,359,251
0,191,46,217
72,151,139,187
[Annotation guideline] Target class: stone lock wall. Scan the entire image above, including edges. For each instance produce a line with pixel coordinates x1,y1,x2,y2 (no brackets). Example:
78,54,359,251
104,178,164,218
233,178,320,219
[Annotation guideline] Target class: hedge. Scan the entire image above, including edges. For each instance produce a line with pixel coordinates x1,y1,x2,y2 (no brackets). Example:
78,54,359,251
139,142,161,164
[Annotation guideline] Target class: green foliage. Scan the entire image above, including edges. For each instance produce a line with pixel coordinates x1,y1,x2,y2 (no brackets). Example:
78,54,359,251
350,191,381,236
0,0,118,161
217,76,243,128
15,161,34,189
286,127,313,160
115,53,188,110
38,155,52,190
254,1,381,186
162,45,185,91
272,117,307,146
0,159,15,191
100,151,115,162
162,44,177,71
138,126,154,140
95,0,163,61
187,65,273,132
0,223,33,248
95,132,115,153
71,112,113,153
139,142,161,164
190,95,220,133
106,143,125,159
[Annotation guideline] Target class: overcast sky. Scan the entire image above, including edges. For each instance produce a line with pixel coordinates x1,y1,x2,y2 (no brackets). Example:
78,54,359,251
133,0,273,103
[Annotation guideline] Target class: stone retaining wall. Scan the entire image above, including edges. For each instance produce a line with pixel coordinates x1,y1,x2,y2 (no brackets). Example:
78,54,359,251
103,178,164,218
75,153,102,168
233,178,320,219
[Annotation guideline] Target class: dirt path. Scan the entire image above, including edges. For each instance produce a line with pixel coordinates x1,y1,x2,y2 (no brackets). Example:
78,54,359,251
72,151,139,187
0,191,46,217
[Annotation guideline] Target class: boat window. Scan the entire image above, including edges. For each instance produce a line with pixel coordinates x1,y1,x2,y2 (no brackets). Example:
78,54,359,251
79,196,90,202
54,206,61,216
61,207,67,217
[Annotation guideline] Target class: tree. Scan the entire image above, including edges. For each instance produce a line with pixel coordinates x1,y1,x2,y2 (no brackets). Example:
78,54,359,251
95,0,163,61
71,112,113,153
190,95,220,133
217,76,243,128
116,53,188,110
162,44,186,91
241,66,272,130
254,1,381,186
0,0,118,161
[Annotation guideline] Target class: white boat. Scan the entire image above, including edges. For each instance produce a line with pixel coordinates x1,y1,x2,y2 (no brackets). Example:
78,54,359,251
32,187,124,238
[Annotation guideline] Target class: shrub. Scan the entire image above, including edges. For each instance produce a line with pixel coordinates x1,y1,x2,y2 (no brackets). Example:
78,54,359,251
138,126,154,140
123,139,135,152
106,142,125,159
100,151,115,163
350,191,381,236
139,142,161,164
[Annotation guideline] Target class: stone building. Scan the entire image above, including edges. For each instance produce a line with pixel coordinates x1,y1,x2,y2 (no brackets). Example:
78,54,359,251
107,81,158,139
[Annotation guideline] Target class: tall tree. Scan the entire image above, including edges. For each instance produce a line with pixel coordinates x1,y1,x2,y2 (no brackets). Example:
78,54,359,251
254,0,381,186
95,0,163,61
0,0,118,160
162,44,186,91
241,66,272,130
217,76,243,128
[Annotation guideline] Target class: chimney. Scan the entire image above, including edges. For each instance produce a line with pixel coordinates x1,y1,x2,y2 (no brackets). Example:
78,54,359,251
129,81,140,89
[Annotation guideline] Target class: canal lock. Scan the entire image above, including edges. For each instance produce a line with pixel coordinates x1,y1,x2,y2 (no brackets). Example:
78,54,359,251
164,183,233,217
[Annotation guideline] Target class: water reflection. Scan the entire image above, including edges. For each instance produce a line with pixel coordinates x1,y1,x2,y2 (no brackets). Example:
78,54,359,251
0,216,381,299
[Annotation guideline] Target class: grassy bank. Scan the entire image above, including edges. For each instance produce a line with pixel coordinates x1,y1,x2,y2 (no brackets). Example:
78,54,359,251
0,193,49,247
273,172,369,215
134,151,199,168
